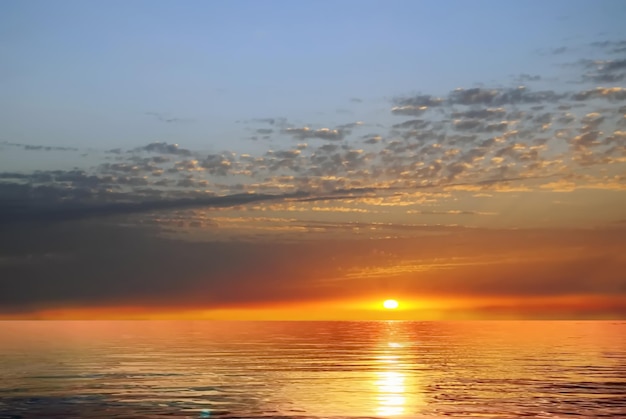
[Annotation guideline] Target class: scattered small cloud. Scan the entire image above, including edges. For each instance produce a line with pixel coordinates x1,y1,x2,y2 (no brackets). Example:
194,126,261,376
133,142,193,156
1,141,79,152
145,112,194,123
284,127,346,141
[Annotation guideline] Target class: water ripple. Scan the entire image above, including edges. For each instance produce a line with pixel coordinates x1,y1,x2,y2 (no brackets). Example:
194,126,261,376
0,321,624,418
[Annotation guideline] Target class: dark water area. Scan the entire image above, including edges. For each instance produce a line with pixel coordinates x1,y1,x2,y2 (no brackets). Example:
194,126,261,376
0,321,625,418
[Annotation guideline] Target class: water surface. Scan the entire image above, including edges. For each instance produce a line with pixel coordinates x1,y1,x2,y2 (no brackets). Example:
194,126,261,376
0,321,624,418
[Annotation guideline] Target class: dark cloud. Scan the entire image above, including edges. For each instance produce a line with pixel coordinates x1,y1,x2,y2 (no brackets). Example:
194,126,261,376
0,169,133,193
133,142,193,156
532,112,552,124
449,88,499,105
556,112,576,124
590,40,620,48
268,149,301,159
1,141,79,152
484,121,509,132
391,105,429,116
284,127,346,141
317,144,339,153
572,87,626,101
336,121,364,131
589,39,626,54
176,178,209,188
391,119,430,130
0,189,312,225
580,58,626,83
363,135,382,145
449,87,564,106
100,162,151,174
251,117,288,127
451,108,506,120
453,119,483,131
145,112,193,123
391,96,442,116
580,112,605,128
254,118,276,124
515,74,542,82
393,94,444,108
201,154,234,176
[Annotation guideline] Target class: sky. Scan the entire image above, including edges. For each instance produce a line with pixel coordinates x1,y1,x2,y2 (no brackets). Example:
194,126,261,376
1,0,626,319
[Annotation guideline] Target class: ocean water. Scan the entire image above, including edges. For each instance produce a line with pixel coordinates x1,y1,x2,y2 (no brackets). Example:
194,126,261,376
0,321,624,418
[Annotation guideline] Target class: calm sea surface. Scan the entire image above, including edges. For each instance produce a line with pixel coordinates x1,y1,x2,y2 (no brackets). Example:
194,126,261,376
0,321,624,418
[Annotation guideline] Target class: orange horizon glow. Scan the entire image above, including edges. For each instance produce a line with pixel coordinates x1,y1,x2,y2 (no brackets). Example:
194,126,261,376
3,293,625,321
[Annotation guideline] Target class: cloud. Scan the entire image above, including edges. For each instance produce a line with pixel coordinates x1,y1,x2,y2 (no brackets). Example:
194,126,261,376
453,119,483,131
0,189,315,225
251,117,288,127
145,112,193,123
572,87,626,101
449,88,500,105
337,121,364,131
6,61,623,223
268,149,301,159
449,87,564,106
133,142,193,156
450,108,506,120
2,54,624,195
391,105,429,116
1,141,79,152
515,74,542,82
201,154,235,176
391,119,430,130
284,127,346,141
363,135,383,144
579,59,626,83
393,94,444,108
590,39,626,54
406,209,496,215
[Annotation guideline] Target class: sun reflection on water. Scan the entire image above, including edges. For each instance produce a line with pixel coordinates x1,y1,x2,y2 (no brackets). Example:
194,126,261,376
375,337,407,417
375,370,406,416
1,322,622,418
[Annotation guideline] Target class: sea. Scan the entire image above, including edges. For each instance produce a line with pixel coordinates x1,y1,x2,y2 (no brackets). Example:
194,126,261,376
0,321,624,418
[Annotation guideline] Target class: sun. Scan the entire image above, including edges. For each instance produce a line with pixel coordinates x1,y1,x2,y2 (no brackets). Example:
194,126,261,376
383,299,399,309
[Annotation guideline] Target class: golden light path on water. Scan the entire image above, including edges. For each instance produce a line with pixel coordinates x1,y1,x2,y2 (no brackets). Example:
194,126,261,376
375,358,406,416
0,321,625,417
374,322,423,417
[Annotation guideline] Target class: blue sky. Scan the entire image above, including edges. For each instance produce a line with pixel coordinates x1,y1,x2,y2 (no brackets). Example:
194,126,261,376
2,0,625,151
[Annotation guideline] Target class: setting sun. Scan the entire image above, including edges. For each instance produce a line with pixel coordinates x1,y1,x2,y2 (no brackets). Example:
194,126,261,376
383,299,399,309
